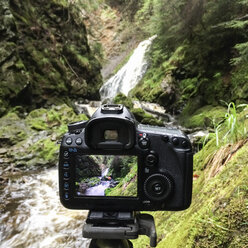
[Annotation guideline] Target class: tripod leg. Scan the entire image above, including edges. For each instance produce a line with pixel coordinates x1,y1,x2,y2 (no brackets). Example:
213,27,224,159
89,239,133,248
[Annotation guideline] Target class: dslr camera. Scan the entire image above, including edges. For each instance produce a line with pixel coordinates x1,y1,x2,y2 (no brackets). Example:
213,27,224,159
59,104,193,211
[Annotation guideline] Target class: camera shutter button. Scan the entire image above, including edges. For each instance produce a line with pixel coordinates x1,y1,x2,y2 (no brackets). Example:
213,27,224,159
138,137,150,149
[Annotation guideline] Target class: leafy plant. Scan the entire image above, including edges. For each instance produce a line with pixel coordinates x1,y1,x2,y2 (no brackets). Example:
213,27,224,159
214,102,248,146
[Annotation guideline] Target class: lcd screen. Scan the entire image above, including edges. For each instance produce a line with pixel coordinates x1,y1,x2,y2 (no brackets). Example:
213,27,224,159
75,155,137,197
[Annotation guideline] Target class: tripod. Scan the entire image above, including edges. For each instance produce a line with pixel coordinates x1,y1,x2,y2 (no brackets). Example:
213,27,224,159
83,211,157,248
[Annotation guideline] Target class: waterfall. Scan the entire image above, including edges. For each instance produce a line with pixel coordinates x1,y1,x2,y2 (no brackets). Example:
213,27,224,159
100,35,157,100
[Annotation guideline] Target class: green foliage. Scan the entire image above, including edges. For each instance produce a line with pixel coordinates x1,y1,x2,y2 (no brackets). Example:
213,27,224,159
132,0,248,111
179,105,227,129
214,102,248,145
106,162,137,197
230,42,248,65
0,0,102,115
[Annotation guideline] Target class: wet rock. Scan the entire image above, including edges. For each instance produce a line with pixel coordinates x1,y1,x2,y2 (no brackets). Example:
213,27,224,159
158,74,177,109
0,0,102,116
0,148,8,155
78,183,88,194
75,155,101,180
0,113,29,146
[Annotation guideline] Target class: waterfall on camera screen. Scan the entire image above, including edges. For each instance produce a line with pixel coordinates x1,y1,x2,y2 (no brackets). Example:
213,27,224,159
99,35,157,99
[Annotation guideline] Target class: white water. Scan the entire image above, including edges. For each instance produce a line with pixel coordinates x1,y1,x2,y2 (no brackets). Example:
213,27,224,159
84,168,110,196
100,35,157,99
0,169,89,248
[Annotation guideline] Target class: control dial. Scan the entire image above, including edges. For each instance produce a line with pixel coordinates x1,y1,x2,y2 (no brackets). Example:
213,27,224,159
144,174,173,201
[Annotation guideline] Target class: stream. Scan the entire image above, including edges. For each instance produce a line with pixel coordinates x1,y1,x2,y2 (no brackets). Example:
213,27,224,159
0,169,90,248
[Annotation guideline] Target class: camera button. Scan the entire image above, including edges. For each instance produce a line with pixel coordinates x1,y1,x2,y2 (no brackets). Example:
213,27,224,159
64,192,70,200
172,137,179,146
63,150,69,158
63,171,70,179
146,154,158,166
182,140,188,148
152,183,164,195
138,137,150,149
63,162,70,169
162,135,170,143
64,182,69,190
66,137,73,145
75,137,82,145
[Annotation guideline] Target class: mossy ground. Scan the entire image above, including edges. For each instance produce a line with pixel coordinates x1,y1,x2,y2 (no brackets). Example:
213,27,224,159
179,105,227,129
129,106,248,247
0,104,87,169
132,139,248,248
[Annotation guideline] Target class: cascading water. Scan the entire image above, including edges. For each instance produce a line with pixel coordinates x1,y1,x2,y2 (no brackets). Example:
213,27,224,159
100,35,157,100
0,169,90,248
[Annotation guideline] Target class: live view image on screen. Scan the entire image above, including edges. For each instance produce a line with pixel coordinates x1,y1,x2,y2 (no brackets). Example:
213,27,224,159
75,155,137,197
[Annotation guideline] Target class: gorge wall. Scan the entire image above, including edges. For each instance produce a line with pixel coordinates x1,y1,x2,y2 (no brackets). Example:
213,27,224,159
0,0,102,116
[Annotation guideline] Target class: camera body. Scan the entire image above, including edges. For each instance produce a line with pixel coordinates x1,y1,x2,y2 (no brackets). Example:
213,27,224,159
59,104,193,211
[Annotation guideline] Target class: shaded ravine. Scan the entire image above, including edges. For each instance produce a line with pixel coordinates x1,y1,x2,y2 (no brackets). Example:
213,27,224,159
0,36,159,248
0,35,205,248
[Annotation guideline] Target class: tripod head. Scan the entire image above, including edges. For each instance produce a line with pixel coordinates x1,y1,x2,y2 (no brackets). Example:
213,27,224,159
89,239,133,248
83,211,157,247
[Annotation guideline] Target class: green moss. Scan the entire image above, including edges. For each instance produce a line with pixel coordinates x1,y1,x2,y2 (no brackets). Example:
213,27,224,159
193,138,217,171
28,138,59,165
26,104,88,131
230,62,248,102
133,141,248,248
0,112,29,145
179,105,226,129
113,93,134,109
131,108,164,126
106,163,138,197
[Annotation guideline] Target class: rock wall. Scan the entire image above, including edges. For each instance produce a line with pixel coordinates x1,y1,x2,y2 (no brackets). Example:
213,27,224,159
0,0,102,116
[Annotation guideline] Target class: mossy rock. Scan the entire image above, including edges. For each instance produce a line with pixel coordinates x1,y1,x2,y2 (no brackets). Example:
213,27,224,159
131,108,164,126
113,93,134,109
0,112,29,146
27,138,59,166
26,104,87,133
179,105,226,129
1,104,88,169
0,0,102,116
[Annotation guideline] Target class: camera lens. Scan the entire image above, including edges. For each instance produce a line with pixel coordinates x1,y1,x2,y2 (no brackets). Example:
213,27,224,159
144,174,173,201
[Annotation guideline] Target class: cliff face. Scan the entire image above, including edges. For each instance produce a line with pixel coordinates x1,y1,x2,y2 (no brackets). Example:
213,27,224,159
0,0,102,116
